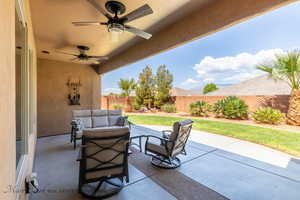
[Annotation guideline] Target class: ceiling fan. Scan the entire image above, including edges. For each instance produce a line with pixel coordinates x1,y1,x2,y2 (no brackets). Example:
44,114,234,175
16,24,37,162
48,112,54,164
56,45,109,63
72,0,154,40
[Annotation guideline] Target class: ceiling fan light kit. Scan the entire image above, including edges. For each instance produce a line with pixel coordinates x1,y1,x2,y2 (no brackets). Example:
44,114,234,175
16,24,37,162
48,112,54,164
56,45,108,63
72,0,154,40
61,0,154,63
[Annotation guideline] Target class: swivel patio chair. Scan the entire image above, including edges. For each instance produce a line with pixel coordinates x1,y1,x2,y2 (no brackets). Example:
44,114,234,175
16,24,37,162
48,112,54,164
145,119,193,169
77,127,130,199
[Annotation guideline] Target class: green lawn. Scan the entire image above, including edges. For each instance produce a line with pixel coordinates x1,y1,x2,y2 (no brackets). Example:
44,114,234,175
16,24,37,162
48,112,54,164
127,114,300,157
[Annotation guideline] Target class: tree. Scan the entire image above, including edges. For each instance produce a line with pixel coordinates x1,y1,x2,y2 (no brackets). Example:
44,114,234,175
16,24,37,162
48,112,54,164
135,66,155,109
118,78,136,111
154,65,173,108
203,83,218,94
118,78,136,97
257,51,300,125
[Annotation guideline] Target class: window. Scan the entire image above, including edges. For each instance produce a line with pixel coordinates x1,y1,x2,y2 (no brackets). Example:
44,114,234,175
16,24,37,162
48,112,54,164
15,8,29,170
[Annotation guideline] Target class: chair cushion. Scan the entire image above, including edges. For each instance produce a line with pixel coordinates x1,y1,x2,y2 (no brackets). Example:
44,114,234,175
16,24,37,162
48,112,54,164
86,168,123,180
170,119,193,141
146,142,169,157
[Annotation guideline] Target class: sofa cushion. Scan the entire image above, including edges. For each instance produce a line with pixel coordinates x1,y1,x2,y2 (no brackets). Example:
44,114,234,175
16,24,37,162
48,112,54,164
72,110,92,128
76,118,92,129
108,110,122,126
92,110,109,128
92,116,109,127
73,110,91,117
109,115,122,126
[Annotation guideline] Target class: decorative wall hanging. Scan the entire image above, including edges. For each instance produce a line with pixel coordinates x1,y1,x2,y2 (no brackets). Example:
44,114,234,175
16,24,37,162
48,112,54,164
67,78,82,105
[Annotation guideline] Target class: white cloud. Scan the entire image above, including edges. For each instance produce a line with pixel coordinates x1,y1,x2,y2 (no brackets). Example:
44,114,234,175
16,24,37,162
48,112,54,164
181,78,201,89
194,48,285,84
103,88,121,95
203,78,215,83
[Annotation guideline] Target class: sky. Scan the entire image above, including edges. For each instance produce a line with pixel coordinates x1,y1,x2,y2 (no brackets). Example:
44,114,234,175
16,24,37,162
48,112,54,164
102,1,300,94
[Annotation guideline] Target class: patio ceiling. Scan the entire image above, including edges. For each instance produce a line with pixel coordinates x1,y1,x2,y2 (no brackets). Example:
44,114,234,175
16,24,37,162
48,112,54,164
30,0,296,74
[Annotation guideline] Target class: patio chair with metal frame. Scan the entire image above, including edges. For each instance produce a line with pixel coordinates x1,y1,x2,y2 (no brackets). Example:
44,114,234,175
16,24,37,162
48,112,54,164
144,119,193,169
77,127,130,199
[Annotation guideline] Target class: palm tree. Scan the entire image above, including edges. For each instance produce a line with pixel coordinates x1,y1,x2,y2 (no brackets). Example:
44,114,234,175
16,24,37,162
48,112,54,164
118,78,136,111
257,51,300,125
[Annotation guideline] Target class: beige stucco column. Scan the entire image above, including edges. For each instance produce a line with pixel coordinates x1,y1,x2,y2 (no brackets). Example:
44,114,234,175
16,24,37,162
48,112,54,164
91,74,102,110
0,0,16,199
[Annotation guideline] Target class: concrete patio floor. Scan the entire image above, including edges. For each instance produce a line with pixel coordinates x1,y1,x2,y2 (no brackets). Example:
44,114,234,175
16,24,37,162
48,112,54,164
31,125,300,200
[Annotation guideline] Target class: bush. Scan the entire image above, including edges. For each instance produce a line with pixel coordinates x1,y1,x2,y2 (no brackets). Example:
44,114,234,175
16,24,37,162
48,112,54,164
253,107,285,125
213,96,248,119
189,101,212,117
213,98,226,118
112,104,123,110
161,104,177,113
133,103,141,111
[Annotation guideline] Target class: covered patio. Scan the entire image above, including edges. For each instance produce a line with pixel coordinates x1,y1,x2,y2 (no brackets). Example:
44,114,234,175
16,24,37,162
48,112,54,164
32,125,300,200
2,0,300,200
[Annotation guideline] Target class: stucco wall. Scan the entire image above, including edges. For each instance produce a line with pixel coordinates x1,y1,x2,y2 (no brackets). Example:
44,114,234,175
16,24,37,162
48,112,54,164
0,1,16,199
37,58,101,137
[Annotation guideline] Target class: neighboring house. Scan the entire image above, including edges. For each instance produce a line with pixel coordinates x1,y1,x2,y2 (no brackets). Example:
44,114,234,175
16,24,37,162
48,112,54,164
206,75,291,96
170,87,201,96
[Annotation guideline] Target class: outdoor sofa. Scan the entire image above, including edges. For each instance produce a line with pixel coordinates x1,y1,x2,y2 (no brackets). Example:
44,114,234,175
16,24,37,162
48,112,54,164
71,109,128,149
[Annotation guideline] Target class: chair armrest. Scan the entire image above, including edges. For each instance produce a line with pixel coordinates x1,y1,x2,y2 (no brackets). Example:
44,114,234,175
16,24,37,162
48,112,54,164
125,118,135,129
76,148,82,161
71,119,81,127
145,135,173,144
162,130,173,139
76,145,87,161
145,135,174,155
162,130,172,133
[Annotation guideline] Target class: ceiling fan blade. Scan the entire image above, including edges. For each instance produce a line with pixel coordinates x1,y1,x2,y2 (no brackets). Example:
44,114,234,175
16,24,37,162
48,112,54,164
86,0,113,19
56,51,78,56
124,25,152,39
88,56,109,60
72,21,103,26
121,4,153,23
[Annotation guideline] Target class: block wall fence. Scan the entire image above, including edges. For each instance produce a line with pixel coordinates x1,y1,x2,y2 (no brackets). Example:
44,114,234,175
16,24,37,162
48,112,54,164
101,95,290,113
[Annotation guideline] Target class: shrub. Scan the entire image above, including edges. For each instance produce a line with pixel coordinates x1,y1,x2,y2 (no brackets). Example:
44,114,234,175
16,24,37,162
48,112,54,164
253,107,285,125
112,103,123,110
213,98,226,118
161,104,177,113
189,101,212,117
133,103,141,111
213,96,248,119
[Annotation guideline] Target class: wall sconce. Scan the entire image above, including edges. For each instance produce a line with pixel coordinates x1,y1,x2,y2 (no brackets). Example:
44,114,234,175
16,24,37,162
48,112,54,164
67,78,82,105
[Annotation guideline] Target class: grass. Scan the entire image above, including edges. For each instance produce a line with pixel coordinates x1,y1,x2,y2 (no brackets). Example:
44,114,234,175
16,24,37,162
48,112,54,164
127,114,300,157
